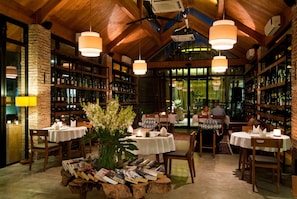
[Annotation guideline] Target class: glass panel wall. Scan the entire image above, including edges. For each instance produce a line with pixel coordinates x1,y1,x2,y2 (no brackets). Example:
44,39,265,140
169,66,244,128
0,16,28,167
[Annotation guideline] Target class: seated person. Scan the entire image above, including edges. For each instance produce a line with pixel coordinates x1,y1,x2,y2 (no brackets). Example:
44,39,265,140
198,105,210,123
210,100,226,119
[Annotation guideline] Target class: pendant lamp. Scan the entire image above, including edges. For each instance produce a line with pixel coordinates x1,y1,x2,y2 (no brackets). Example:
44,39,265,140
78,0,102,57
212,55,228,73
133,40,147,75
6,66,18,79
209,19,237,50
133,60,147,75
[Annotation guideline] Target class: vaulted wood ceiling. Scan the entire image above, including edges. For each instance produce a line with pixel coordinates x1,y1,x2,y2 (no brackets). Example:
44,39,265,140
0,0,293,68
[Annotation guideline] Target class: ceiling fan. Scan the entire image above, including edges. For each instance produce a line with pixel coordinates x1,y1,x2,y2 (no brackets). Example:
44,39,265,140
127,1,181,25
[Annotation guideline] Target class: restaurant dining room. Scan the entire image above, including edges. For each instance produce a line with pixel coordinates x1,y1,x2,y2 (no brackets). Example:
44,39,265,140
0,0,297,199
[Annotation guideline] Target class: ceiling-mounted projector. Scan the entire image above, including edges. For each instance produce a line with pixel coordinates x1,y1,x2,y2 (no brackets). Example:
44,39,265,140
171,27,195,42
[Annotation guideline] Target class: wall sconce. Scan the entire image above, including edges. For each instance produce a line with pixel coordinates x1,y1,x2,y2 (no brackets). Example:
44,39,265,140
15,96,37,161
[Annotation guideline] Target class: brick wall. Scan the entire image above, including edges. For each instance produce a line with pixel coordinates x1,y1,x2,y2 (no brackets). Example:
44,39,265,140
28,24,51,129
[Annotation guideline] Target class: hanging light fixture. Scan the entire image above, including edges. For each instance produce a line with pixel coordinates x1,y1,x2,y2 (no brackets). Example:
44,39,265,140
6,66,18,79
133,40,147,75
209,19,237,50
212,54,228,73
78,0,102,57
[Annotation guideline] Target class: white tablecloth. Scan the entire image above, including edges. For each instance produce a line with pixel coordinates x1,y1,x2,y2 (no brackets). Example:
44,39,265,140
44,126,87,143
230,131,291,152
126,130,176,155
141,113,177,124
192,115,230,125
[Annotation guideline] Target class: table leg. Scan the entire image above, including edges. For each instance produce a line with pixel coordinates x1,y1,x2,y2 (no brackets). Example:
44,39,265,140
156,154,160,163
67,140,72,159
240,148,248,180
199,130,202,157
213,131,216,158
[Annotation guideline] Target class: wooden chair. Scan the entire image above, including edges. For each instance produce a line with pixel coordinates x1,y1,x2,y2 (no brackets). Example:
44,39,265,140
29,129,62,171
158,112,169,130
199,118,218,158
77,121,93,153
141,114,158,130
211,115,226,135
238,126,253,170
242,125,253,132
163,131,196,183
249,137,283,192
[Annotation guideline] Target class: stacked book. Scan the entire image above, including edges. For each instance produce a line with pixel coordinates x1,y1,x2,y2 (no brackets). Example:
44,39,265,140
62,157,165,184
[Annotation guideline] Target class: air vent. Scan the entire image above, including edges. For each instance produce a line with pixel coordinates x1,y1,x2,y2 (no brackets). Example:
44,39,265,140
151,0,184,13
264,15,281,36
171,27,195,42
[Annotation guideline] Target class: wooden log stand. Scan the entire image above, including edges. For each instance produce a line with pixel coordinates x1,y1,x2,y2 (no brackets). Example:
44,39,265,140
61,169,171,199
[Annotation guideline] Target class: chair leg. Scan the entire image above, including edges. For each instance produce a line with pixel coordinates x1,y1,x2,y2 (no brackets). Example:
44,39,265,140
192,158,196,177
188,159,194,183
169,159,172,175
29,151,34,171
44,152,49,172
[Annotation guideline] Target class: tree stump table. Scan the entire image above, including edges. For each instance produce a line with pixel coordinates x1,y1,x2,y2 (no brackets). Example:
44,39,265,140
61,169,171,199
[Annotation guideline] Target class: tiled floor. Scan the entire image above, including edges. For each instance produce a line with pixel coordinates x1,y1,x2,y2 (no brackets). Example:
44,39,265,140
0,139,296,199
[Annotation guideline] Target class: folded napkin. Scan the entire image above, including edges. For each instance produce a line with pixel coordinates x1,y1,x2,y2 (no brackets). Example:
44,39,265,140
160,127,167,136
259,128,267,137
70,120,76,127
253,125,260,133
127,125,133,133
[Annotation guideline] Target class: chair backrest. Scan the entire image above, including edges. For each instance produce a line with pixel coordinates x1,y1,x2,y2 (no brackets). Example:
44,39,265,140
211,115,225,124
251,137,283,149
77,121,93,129
145,114,157,119
143,118,158,129
187,131,197,157
242,125,253,132
30,129,49,148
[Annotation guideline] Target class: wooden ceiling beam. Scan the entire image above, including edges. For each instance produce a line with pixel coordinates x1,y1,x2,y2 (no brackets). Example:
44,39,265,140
217,0,224,19
117,0,161,45
105,23,140,53
49,16,77,43
0,0,35,24
147,58,246,69
34,0,63,24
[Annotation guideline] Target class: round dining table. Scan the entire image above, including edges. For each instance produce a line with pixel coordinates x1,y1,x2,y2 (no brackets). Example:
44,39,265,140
230,131,292,179
126,128,176,163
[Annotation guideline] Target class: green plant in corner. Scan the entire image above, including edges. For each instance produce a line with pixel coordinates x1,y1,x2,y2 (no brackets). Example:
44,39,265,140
82,97,138,170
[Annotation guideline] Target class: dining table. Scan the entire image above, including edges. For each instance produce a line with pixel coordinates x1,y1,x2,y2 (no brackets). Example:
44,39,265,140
230,131,292,179
126,128,176,162
43,126,88,159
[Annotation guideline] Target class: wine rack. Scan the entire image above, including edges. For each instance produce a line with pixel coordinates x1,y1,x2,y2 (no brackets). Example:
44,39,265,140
257,34,292,135
51,51,108,123
111,61,138,106
244,58,258,120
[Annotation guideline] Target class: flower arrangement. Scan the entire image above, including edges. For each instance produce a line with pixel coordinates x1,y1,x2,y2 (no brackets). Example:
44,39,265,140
82,97,138,170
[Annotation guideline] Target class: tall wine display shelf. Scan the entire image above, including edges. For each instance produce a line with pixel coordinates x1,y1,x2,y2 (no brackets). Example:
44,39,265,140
111,61,138,107
258,34,292,135
244,57,258,121
51,51,108,123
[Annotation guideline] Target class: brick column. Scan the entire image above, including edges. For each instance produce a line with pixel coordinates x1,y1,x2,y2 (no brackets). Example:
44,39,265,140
28,24,51,129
